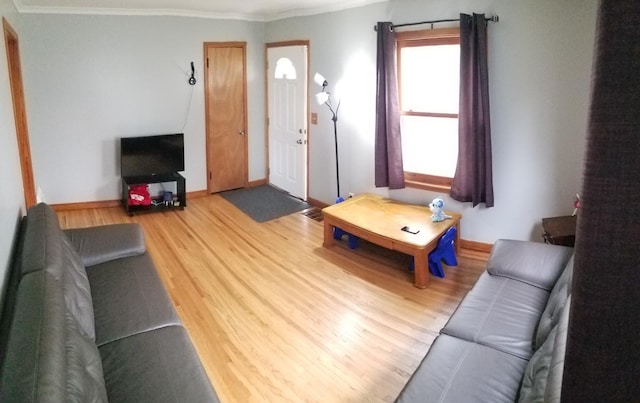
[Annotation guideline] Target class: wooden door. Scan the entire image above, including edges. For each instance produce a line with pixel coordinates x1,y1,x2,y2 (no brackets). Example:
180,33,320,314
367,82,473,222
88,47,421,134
3,18,36,208
205,42,247,193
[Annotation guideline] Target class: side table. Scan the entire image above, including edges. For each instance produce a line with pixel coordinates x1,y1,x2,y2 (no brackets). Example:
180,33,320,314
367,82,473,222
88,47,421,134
542,215,577,247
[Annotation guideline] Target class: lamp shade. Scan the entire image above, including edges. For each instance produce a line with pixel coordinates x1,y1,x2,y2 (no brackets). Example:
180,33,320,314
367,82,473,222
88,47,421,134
314,72,328,88
315,92,330,105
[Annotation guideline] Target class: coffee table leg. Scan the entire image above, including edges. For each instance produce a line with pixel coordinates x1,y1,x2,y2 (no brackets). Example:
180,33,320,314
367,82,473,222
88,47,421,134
323,219,335,248
413,251,429,289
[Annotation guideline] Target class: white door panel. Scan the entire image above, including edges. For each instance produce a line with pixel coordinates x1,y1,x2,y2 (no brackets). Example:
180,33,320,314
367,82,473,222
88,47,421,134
267,45,308,200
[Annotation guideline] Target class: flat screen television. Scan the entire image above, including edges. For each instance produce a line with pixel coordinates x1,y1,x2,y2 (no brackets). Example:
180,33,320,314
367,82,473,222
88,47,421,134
120,133,185,177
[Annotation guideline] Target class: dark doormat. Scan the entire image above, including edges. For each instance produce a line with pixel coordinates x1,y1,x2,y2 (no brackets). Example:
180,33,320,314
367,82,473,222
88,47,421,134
220,185,310,223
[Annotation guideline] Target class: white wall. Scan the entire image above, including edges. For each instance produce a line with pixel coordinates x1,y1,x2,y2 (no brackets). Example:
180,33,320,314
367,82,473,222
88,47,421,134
0,3,26,316
20,14,266,203
267,0,598,243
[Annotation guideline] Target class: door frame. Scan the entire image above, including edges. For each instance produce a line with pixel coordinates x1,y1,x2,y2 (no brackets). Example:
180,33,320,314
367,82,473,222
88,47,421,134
265,40,310,200
3,18,36,208
204,41,248,193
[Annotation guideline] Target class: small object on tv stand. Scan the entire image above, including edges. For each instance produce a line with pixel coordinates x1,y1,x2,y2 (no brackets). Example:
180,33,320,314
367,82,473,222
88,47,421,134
163,191,173,206
121,173,186,216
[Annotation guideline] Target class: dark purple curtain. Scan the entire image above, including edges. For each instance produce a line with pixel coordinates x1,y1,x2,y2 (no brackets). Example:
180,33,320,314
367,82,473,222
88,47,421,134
561,0,640,401
450,13,494,207
374,21,405,189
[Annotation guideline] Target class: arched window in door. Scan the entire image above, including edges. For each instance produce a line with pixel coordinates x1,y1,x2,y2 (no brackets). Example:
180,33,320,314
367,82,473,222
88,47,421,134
274,57,297,80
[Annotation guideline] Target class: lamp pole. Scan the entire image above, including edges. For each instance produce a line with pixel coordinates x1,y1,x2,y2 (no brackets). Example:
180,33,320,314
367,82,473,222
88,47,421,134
314,73,341,201
329,105,340,199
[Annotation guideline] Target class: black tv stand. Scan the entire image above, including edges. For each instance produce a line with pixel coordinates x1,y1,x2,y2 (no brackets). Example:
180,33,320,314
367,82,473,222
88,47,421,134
121,172,186,216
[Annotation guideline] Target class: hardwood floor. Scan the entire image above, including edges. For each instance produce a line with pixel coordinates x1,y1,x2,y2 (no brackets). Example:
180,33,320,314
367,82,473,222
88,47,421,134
56,194,488,403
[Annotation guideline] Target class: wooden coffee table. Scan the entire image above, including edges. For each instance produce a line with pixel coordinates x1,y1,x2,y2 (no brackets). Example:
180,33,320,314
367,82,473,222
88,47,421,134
322,193,461,288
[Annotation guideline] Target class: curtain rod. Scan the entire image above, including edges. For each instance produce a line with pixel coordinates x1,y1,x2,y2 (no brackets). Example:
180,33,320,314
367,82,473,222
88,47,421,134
374,15,499,31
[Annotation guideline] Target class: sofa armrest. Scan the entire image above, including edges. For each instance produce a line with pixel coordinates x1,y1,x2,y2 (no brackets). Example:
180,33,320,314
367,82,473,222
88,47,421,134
487,239,573,291
64,224,146,267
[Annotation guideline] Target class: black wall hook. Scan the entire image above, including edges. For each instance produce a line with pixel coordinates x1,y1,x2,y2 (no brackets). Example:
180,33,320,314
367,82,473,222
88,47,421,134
188,62,196,85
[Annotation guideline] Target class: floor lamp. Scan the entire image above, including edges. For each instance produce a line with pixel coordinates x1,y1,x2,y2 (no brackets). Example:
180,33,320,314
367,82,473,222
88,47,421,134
315,73,357,246
314,73,342,202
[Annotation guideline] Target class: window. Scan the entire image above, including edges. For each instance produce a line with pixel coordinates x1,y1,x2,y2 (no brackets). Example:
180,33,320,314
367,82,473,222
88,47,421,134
274,57,297,80
397,28,460,191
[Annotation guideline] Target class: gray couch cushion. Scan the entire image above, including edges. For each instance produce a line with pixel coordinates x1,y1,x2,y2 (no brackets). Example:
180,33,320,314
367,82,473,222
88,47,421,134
487,239,573,291
64,224,146,267
541,296,570,403
18,203,64,278
519,297,571,403
19,203,96,342
395,334,528,403
519,326,558,402
0,271,107,403
441,271,549,359
87,252,182,346
535,255,573,350
65,310,109,402
61,235,96,341
99,325,219,403
1,272,67,402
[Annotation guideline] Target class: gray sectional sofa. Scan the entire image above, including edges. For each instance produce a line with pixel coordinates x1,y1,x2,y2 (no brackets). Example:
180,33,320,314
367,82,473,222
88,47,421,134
0,203,219,402
396,239,574,402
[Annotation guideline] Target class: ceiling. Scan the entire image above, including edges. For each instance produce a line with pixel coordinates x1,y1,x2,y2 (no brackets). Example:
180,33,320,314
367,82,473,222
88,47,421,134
14,0,386,21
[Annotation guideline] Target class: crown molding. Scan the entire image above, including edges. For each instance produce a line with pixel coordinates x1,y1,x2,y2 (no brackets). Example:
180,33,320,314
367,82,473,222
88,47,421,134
13,0,387,22
14,4,266,21
264,0,387,22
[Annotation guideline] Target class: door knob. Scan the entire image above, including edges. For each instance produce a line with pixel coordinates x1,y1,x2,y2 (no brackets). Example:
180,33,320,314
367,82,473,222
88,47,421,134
296,139,303,144
239,130,245,135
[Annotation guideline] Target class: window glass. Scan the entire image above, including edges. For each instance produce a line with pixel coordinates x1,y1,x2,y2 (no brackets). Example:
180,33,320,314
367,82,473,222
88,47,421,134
401,115,458,178
274,57,297,80
397,29,460,189
400,44,459,114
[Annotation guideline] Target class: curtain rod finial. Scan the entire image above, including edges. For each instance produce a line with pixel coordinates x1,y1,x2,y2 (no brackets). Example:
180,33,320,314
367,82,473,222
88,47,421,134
373,23,394,32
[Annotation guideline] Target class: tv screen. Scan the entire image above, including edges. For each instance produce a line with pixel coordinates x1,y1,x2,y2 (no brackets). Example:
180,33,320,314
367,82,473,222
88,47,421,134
120,133,185,177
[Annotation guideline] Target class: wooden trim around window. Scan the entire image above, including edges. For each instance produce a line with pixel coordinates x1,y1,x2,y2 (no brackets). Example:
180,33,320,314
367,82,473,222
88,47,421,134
395,27,460,42
397,26,461,192
401,111,458,119
404,172,453,192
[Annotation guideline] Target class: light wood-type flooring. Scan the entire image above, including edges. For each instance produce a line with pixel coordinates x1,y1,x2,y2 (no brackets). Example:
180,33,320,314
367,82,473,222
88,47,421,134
56,194,489,403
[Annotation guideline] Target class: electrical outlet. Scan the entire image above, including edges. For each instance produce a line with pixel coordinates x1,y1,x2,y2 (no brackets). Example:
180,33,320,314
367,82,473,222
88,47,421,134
348,192,355,198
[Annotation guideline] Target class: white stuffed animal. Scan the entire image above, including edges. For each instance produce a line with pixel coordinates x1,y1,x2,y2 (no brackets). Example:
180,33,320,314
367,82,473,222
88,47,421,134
429,197,452,222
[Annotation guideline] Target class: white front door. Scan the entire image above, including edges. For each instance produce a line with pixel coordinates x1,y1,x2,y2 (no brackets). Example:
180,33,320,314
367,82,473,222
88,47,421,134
267,44,308,200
